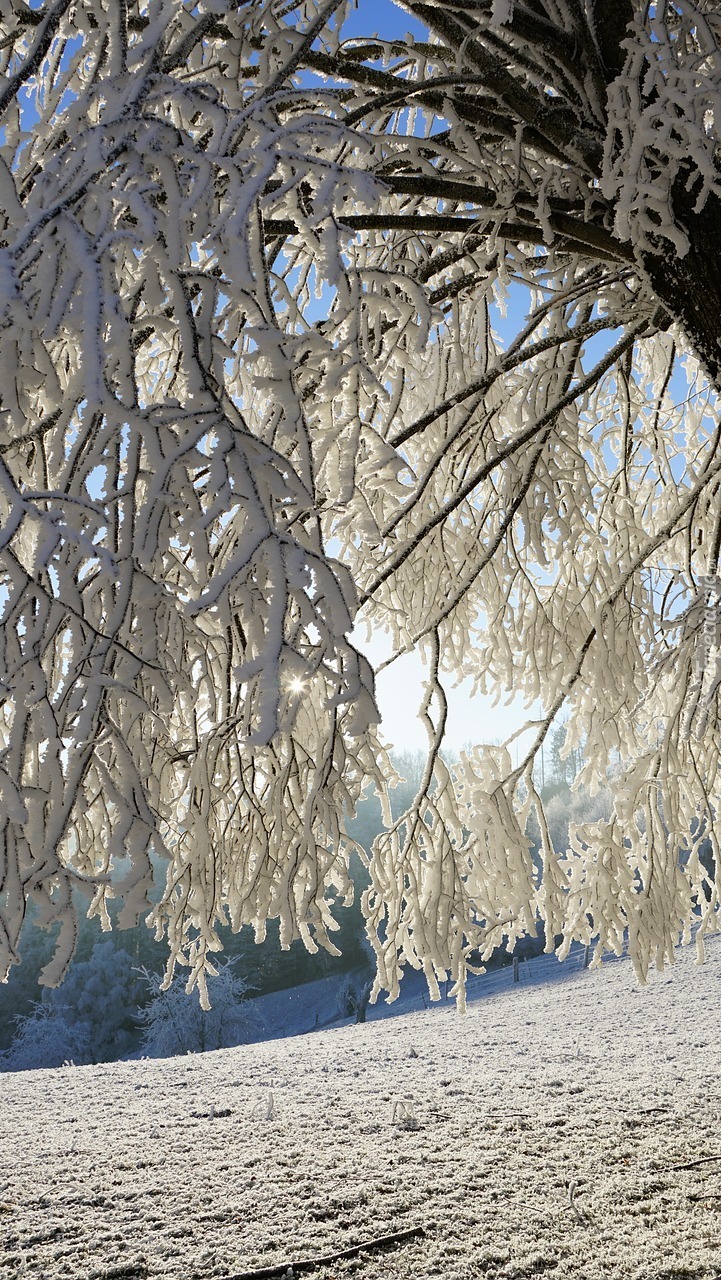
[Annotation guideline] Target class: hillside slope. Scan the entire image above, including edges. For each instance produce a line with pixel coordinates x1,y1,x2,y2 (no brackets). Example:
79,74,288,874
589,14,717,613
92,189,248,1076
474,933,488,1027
1,939,720,1280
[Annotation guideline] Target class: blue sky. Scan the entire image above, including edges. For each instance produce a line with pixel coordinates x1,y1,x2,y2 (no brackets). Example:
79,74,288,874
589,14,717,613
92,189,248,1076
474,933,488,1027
340,0,426,42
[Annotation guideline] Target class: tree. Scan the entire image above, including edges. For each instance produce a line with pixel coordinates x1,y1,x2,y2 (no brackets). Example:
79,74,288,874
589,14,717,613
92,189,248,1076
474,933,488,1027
136,957,259,1057
1,0,720,1009
0,1001,90,1072
0,938,145,1068
548,721,582,789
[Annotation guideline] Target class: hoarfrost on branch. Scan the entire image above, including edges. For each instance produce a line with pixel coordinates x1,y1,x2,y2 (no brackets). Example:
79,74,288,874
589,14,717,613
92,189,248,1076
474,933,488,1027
0,0,720,1006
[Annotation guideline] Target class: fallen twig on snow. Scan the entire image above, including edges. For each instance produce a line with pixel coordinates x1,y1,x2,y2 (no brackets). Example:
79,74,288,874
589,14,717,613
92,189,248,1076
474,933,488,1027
660,1155,721,1172
225,1225,426,1279
91,1262,148,1279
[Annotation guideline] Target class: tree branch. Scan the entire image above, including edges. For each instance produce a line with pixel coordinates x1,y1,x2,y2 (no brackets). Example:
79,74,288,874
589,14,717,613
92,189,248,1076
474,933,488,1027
591,0,635,83
262,208,630,265
0,0,73,122
661,1154,721,1173
300,46,563,156
251,0,347,104
361,324,642,600
405,1,603,173
161,13,218,73
227,1226,426,1280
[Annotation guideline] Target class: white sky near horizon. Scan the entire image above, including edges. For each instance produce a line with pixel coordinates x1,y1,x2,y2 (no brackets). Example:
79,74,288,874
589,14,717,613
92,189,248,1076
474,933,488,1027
369,640,537,757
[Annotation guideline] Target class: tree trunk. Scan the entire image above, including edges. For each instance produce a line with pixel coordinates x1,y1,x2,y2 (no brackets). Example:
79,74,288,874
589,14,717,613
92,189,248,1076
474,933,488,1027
591,0,635,83
642,191,721,397
355,981,372,1024
589,2,721,396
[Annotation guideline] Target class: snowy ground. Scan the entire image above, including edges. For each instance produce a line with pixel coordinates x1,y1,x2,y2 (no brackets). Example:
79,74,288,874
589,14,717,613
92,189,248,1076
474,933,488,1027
1,937,720,1280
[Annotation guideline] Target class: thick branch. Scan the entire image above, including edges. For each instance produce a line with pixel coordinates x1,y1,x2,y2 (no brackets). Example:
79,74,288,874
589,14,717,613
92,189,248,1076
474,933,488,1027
301,47,565,158
591,0,635,83
405,1,604,173
263,208,632,266
162,13,217,73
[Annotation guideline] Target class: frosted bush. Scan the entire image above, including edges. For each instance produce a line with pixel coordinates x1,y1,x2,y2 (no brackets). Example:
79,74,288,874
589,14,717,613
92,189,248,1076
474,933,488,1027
1,939,145,1067
137,959,260,1058
0,1004,90,1073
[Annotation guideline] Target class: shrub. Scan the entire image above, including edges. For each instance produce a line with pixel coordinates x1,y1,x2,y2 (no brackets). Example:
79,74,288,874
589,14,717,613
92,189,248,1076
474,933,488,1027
0,1004,90,1072
136,959,261,1058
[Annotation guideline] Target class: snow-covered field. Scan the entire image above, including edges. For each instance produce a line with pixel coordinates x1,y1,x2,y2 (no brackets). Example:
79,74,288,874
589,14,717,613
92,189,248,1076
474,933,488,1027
1,937,720,1280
